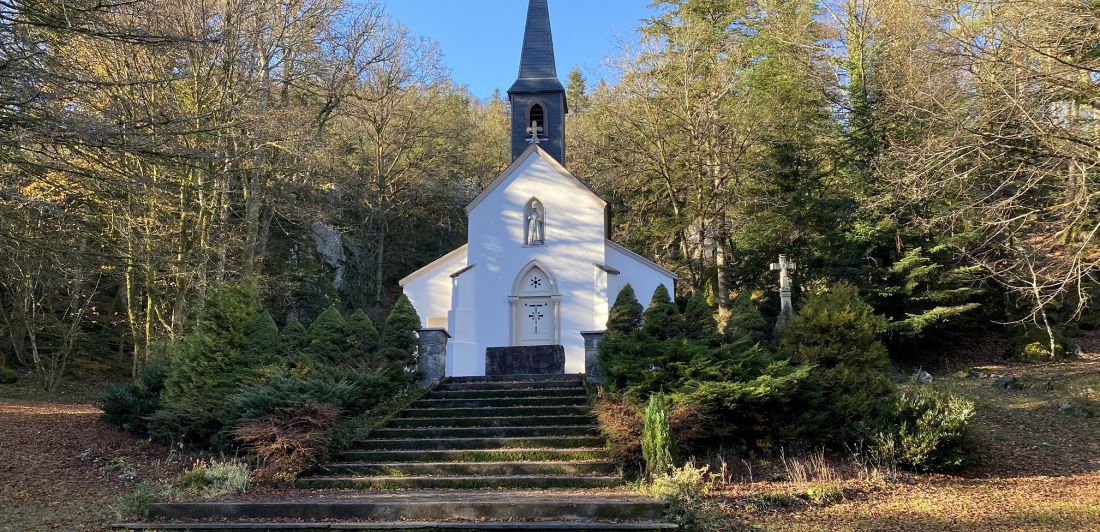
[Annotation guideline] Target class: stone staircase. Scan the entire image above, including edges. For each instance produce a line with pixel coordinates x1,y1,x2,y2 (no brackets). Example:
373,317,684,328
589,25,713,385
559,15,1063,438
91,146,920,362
119,374,675,531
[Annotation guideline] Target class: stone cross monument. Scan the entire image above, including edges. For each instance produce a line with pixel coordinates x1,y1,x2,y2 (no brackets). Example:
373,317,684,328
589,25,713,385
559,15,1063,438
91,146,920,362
770,254,797,334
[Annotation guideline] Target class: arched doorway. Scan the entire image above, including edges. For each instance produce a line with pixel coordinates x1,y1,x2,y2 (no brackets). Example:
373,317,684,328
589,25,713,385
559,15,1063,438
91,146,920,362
509,261,561,346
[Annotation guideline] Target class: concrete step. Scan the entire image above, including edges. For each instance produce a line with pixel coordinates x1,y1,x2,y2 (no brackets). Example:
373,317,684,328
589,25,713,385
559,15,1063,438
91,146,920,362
318,460,618,477
444,374,582,384
428,388,584,399
352,435,605,451
386,415,595,428
413,396,589,409
336,448,609,463
400,406,591,418
368,425,598,439
438,380,585,392
118,522,678,531
296,475,623,490
142,492,668,522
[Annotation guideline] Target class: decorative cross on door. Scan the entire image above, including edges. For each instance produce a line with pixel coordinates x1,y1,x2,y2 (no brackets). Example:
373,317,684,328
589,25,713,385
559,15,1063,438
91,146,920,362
526,303,546,333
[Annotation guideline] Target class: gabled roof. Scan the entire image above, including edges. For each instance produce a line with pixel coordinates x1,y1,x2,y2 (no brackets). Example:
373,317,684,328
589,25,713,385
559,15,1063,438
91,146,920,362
466,144,605,214
398,244,468,287
607,240,679,280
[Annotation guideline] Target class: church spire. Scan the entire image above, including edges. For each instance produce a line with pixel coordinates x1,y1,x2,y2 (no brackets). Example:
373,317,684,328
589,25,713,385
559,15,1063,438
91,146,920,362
509,0,568,165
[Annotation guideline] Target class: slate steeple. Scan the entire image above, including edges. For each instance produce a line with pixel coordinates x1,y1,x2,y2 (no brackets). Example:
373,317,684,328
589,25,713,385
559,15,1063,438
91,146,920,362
509,0,568,165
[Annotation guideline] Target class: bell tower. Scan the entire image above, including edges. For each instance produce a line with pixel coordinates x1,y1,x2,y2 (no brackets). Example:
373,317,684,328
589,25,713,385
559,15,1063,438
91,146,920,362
509,0,568,165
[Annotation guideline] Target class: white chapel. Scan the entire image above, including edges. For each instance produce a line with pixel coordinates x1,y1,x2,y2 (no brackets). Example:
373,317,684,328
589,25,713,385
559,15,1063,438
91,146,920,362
400,0,675,377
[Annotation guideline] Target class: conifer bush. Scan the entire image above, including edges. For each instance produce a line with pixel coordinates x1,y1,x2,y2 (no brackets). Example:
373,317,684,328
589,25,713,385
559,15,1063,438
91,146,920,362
643,285,681,340
100,362,168,435
723,292,769,344
344,309,380,359
782,282,895,442
682,292,718,344
0,365,17,384
641,394,677,478
606,284,643,334
244,310,281,363
281,320,309,352
886,389,975,472
305,306,348,363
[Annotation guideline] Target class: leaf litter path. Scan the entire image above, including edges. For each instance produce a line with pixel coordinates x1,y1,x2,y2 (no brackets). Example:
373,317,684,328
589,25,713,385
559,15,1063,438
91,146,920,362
0,401,184,531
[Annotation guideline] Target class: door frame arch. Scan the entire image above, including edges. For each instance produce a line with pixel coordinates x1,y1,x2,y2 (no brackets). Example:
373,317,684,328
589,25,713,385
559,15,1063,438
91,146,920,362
508,260,562,346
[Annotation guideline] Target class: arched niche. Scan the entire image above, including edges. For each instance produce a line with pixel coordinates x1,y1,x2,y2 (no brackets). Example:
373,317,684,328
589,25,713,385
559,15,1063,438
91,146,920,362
524,197,545,246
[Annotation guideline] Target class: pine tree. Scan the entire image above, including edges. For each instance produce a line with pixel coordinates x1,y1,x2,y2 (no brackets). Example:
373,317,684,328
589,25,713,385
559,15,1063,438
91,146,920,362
722,291,769,345
566,65,590,112
682,292,718,343
306,306,347,362
379,294,422,362
281,320,309,352
344,309,380,358
244,310,281,363
643,284,680,340
782,282,895,442
606,285,643,334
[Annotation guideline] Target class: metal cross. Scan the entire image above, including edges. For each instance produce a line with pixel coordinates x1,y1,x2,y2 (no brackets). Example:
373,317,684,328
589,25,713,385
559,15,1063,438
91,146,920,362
527,121,543,145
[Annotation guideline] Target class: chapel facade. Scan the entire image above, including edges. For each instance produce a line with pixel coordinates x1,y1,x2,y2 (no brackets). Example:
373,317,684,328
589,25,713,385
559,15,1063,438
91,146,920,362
400,0,676,377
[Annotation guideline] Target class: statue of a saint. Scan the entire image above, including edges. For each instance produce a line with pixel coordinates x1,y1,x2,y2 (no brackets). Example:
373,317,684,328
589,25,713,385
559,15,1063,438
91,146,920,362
526,200,544,245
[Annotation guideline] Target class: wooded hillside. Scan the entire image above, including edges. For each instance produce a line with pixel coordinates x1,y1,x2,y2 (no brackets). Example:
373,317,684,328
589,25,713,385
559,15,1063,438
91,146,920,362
2,0,1098,389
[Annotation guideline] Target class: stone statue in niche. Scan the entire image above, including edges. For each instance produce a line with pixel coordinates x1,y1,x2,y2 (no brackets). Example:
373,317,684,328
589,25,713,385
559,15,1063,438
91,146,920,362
526,199,544,245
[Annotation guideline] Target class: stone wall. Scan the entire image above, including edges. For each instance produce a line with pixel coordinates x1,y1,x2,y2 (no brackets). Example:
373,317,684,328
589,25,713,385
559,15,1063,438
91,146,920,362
580,331,605,384
417,328,450,386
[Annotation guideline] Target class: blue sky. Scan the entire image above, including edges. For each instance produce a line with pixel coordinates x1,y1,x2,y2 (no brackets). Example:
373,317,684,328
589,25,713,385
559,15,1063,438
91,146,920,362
381,1,655,99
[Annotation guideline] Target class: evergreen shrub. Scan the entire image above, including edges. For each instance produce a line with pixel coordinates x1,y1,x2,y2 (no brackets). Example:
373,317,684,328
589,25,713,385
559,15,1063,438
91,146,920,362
100,362,168,435
641,393,677,478
782,282,895,442
886,388,975,472
0,365,17,384
1011,324,1068,362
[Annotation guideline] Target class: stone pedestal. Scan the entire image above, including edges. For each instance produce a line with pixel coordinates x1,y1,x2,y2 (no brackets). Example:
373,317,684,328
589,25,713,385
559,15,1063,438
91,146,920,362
417,328,450,386
485,345,565,376
580,331,605,384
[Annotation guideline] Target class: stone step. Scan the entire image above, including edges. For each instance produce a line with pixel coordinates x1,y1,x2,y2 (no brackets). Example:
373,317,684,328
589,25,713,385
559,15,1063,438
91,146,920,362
142,492,668,522
118,521,678,530
336,448,609,463
438,380,584,392
352,436,605,451
428,388,584,399
318,460,618,477
445,374,582,384
413,396,589,409
400,405,591,418
386,415,595,428
368,425,598,439
296,475,623,490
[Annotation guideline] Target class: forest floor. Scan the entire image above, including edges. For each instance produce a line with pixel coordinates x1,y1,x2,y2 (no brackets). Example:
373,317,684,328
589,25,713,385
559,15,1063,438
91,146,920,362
1,345,1098,531
709,342,1100,531
0,373,189,531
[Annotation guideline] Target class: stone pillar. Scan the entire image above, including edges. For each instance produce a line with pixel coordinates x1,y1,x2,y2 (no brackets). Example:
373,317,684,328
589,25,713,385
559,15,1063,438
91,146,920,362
417,328,450,386
580,331,606,384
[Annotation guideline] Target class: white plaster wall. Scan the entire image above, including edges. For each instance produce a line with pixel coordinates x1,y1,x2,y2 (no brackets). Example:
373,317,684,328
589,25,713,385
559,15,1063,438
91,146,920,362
401,247,466,331
463,152,608,375
605,242,676,310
